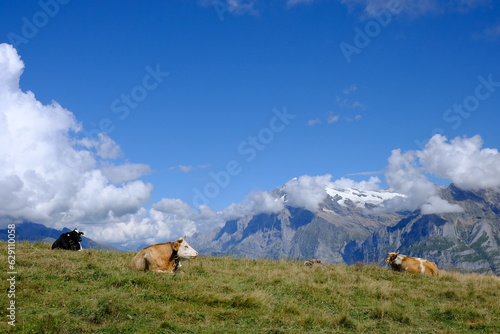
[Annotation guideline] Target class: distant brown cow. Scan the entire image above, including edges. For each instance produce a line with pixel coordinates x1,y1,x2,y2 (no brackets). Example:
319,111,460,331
303,259,323,267
385,252,438,275
130,237,198,273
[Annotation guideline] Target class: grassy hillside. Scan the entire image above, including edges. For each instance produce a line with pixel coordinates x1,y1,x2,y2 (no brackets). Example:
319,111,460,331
1,242,499,333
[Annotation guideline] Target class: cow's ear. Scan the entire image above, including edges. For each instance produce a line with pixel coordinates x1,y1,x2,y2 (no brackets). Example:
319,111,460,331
66,233,70,237
80,232,84,236
172,240,181,251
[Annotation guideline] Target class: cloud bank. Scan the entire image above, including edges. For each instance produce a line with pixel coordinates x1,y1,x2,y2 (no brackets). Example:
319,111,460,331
282,174,332,212
0,43,225,249
0,43,157,236
380,134,500,214
330,176,381,191
382,147,463,214
418,135,500,192
221,191,285,220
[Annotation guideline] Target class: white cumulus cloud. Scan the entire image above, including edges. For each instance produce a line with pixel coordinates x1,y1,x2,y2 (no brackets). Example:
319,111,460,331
89,200,224,250
0,43,153,235
418,134,500,192
152,198,195,218
221,190,285,220
0,43,234,249
283,174,332,212
101,163,152,184
378,135,496,214
421,195,464,215
330,176,382,191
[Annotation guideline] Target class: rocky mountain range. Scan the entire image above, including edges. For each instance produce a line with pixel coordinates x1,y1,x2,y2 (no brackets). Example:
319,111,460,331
190,183,500,275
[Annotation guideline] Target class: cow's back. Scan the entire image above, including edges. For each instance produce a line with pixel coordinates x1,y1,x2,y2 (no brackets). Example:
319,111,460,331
51,231,83,251
51,237,67,250
401,256,438,275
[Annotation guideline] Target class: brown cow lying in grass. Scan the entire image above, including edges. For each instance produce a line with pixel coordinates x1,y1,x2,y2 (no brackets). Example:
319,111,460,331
303,259,323,267
385,252,438,275
130,237,198,273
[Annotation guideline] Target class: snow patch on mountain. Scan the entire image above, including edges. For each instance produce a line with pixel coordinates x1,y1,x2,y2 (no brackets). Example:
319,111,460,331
326,187,404,208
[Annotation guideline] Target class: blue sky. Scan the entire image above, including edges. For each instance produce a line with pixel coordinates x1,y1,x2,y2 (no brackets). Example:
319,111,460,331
1,0,500,247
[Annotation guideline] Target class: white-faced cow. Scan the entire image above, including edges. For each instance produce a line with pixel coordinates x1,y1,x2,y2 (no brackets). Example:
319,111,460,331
385,252,438,275
51,229,84,251
130,237,198,273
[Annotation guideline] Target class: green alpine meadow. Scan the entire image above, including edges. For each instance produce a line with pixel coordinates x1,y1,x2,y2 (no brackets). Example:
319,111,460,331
1,242,499,333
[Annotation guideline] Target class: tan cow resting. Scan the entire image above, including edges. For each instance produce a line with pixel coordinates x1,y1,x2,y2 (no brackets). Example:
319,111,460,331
130,237,198,273
303,259,323,267
385,252,438,275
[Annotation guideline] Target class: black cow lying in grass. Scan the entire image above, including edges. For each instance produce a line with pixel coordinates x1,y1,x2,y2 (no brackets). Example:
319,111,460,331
51,229,84,251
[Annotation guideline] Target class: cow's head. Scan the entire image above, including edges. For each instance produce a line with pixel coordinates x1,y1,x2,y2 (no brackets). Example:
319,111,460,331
173,237,198,260
70,229,84,242
385,252,398,263
62,229,84,251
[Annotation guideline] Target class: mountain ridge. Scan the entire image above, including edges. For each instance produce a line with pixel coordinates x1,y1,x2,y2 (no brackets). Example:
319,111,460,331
191,183,500,275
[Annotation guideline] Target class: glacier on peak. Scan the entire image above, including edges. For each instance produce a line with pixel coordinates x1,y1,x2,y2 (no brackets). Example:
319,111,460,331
325,186,405,208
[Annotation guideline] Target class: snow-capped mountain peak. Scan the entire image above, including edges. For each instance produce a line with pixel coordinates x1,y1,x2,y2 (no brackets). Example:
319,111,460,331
325,186,404,208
